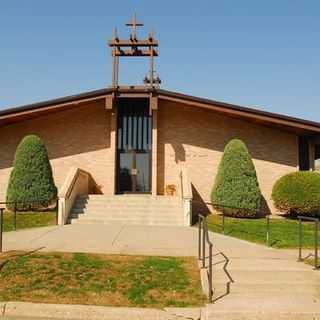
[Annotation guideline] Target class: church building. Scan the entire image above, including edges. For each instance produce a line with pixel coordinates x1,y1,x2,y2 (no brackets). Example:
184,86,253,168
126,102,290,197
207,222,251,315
1,17,320,226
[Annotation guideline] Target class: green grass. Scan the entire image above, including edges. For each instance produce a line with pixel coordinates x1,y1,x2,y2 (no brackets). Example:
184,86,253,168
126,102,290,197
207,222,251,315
0,252,205,308
206,214,317,248
2,210,56,232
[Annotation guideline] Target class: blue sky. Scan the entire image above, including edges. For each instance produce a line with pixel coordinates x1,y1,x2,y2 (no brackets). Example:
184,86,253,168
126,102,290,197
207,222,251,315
0,1,319,121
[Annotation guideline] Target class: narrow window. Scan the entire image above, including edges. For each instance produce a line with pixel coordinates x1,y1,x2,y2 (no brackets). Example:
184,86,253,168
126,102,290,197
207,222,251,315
298,136,310,171
315,144,320,171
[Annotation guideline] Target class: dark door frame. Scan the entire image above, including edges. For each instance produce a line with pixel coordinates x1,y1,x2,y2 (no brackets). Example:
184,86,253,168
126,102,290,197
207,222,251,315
116,98,152,194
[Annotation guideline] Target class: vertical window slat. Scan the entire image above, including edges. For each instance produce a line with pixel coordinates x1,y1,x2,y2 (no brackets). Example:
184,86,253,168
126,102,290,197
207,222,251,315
128,105,132,150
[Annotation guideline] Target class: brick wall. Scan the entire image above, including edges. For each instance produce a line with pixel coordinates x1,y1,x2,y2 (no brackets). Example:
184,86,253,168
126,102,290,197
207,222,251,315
157,100,298,214
0,100,115,201
0,97,299,215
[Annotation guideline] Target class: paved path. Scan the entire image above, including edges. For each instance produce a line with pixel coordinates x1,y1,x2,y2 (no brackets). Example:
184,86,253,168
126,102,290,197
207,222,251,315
2,224,320,319
2,224,198,256
208,232,320,319
0,301,201,320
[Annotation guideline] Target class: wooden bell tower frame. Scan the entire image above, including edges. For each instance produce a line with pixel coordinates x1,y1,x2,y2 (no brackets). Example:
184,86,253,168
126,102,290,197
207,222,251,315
108,14,160,88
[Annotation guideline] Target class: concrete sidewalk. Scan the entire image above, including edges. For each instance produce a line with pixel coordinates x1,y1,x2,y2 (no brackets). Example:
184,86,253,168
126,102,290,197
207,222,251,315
208,232,320,319
0,302,203,320
2,224,198,256
2,224,320,319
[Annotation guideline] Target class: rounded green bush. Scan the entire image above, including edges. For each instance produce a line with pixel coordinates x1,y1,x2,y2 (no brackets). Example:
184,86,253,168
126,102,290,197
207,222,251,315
6,135,57,211
272,171,320,216
211,139,262,218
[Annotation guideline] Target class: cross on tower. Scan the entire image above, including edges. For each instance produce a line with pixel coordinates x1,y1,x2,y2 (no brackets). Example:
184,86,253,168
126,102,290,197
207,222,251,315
108,15,160,88
126,13,144,40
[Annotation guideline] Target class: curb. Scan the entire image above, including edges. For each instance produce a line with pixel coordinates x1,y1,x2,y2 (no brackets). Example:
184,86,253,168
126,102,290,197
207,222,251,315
198,260,210,299
0,302,6,317
0,302,203,320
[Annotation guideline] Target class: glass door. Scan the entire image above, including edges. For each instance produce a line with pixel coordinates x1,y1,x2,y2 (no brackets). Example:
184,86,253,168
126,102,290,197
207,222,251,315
117,99,152,193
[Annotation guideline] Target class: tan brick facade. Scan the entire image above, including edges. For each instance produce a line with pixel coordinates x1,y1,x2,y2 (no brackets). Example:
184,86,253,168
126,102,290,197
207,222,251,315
0,97,299,214
157,100,298,214
0,100,115,201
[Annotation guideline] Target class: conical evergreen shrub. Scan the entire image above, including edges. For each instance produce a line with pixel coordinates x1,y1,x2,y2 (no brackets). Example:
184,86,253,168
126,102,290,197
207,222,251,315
211,139,261,217
6,135,57,211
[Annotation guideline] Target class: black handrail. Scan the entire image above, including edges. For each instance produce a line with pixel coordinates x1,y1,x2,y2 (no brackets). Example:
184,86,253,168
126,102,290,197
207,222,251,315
193,200,271,246
0,198,58,205
0,208,4,253
297,216,319,269
0,198,59,231
198,214,213,302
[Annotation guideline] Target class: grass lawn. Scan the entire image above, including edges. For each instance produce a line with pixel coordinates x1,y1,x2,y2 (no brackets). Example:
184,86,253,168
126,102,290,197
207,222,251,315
2,210,56,232
0,252,205,308
206,214,317,248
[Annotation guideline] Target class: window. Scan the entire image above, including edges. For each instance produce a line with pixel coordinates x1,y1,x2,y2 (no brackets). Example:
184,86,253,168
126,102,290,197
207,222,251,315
298,136,310,171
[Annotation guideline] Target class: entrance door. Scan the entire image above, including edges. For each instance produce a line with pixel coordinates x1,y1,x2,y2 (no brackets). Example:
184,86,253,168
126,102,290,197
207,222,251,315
117,99,152,193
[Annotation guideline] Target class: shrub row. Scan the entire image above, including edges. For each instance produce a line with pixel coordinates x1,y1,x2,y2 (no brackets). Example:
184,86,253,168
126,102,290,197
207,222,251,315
211,139,320,218
6,134,320,217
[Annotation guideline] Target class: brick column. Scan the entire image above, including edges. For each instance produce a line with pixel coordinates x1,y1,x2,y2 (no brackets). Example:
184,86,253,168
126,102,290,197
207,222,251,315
110,108,117,195
152,110,158,196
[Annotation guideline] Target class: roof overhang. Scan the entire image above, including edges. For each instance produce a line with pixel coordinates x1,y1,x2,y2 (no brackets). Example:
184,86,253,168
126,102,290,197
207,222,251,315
0,87,320,135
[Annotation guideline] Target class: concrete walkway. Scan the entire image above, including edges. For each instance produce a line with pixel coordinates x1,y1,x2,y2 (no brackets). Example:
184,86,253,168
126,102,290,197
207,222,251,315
0,302,202,320
2,224,198,256
208,232,320,319
2,224,320,319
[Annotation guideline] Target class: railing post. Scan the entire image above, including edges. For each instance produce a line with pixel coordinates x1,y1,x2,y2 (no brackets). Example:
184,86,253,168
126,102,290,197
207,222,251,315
208,243,213,302
56,198,59,225
266,215,270,246
0,208,3,253
202,219,206,268
13,202,17,231
222,210,225,235
298,217,303,261
198,215,202,260
315,219,319,269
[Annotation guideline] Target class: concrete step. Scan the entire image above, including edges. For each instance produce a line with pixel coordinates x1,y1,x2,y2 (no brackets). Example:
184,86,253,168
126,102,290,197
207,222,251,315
73,200,181,204
213,282,319,295
70,212,182,219
212,257,313,272
69,218,184,226
70,219,184,226
74,198,181,203
72,204,182,210
213,269,318,285
70,195,184,226
78,194,177,198
205,311,320,320
76,195,180,202
73,205,181,209
71,208,182,214
207,294,320,313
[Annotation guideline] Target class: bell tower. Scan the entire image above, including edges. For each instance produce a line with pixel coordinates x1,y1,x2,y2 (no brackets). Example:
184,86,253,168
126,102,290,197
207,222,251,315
108,14,161,88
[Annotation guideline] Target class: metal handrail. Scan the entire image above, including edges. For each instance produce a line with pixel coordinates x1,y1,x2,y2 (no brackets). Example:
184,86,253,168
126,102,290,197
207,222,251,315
0,198,58,205
297,215,319,269
193,200,271,246
0,208,4,252
0,198,59,231
198,214,213,302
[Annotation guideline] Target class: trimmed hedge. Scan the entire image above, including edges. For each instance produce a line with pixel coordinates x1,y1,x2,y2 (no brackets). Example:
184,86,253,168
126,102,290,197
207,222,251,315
6,135,57,211
211,139,261,218
272,171,320,216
